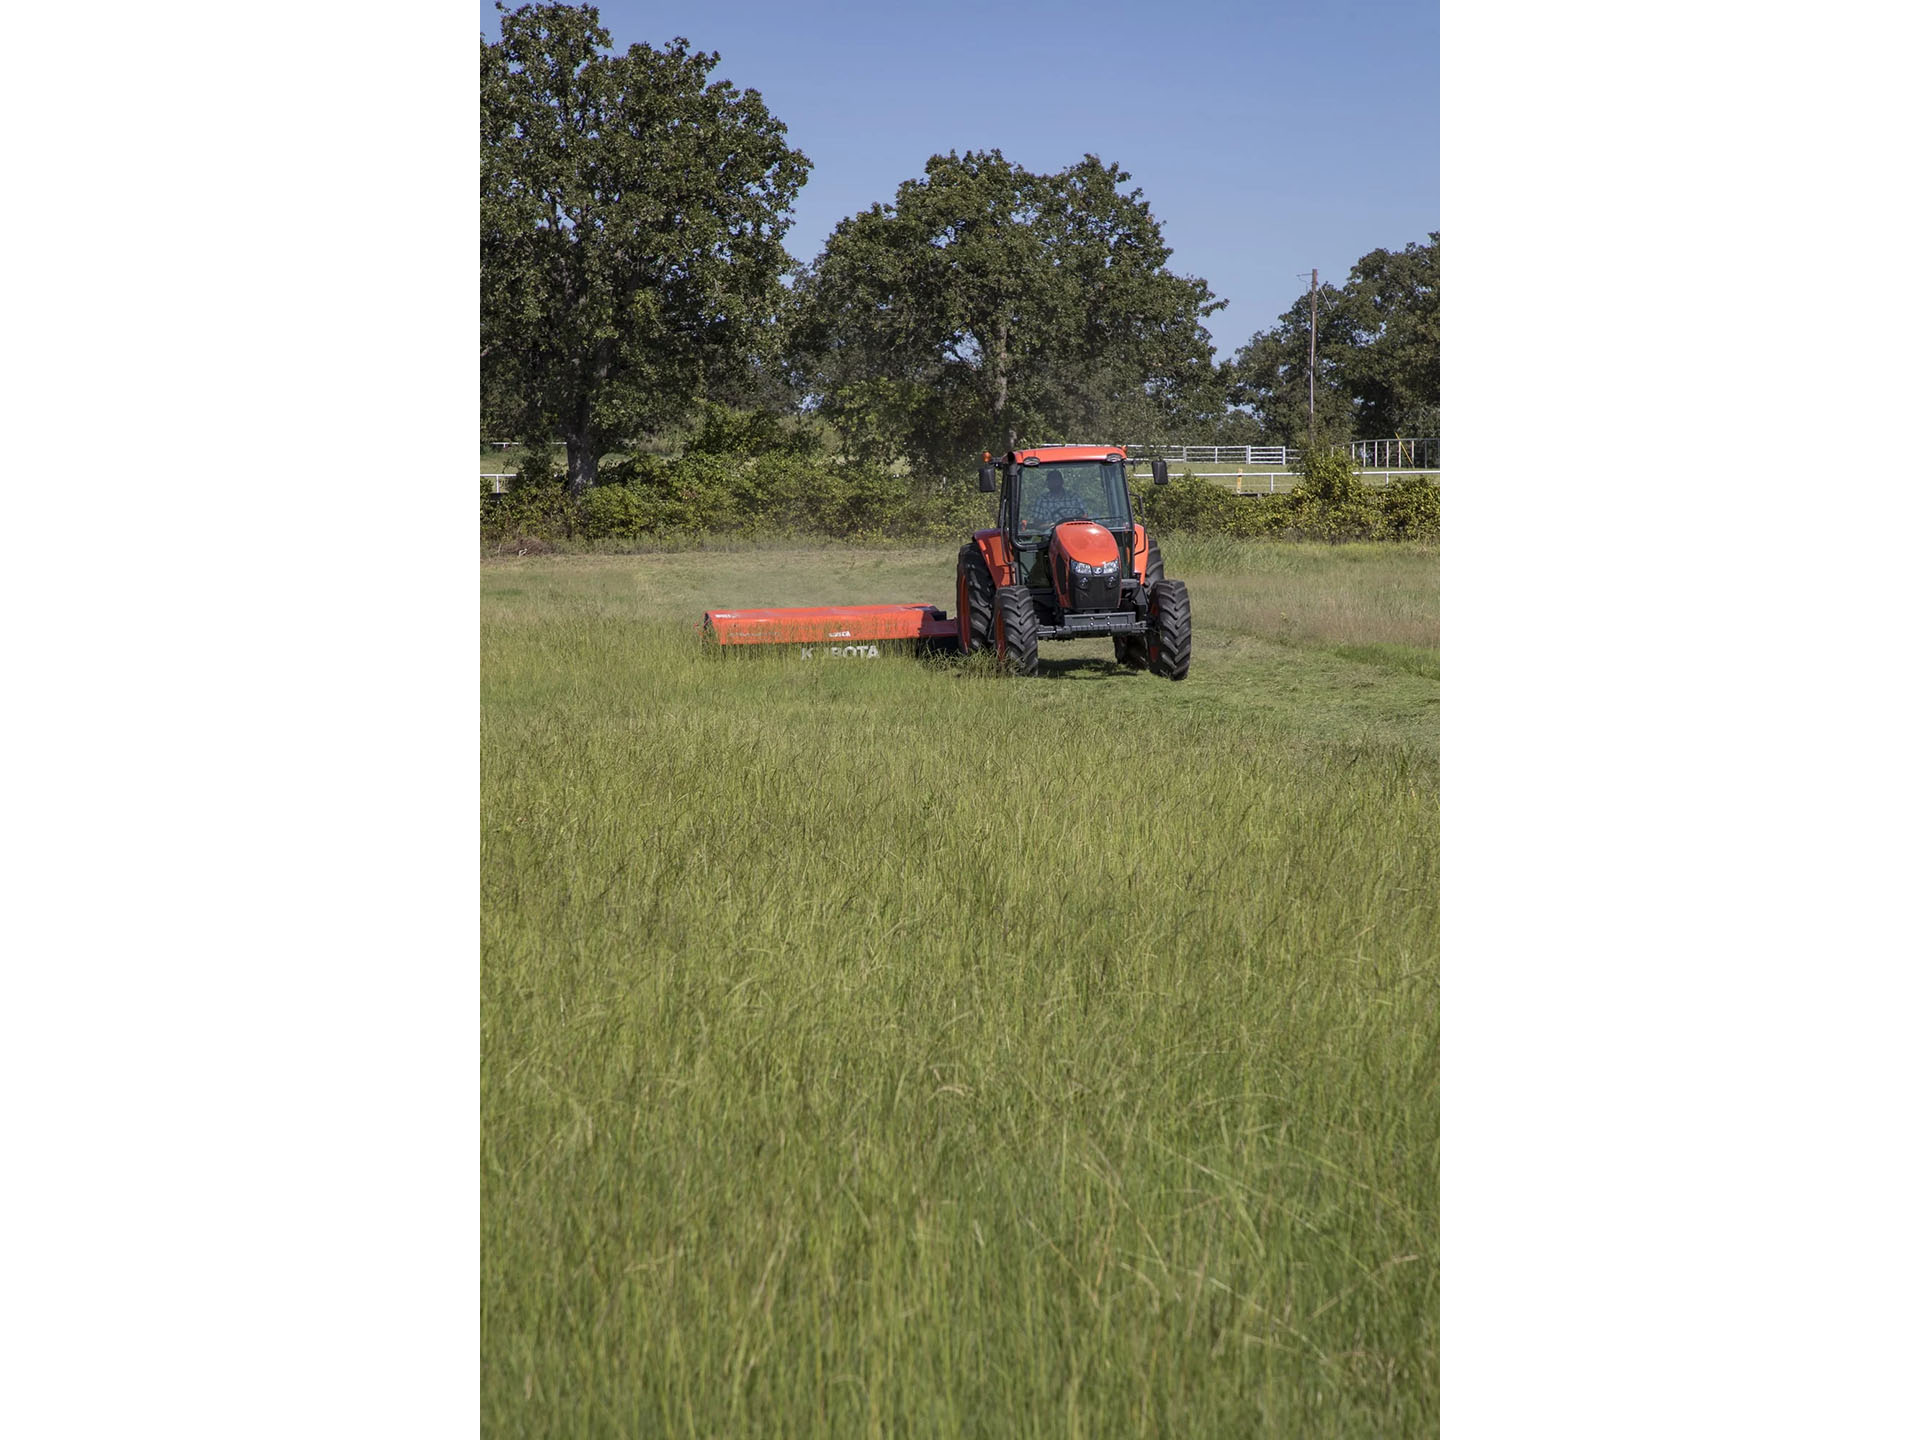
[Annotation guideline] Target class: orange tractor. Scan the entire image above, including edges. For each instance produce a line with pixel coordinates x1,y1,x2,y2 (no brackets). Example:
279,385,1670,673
704,445,1190,680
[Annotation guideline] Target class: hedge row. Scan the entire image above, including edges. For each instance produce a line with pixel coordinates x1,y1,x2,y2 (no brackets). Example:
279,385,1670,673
481,448,1436,549
1132,452,1439,542
482,451,995,548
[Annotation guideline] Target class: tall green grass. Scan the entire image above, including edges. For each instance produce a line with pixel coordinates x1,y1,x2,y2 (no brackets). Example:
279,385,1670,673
483,542,1438,1436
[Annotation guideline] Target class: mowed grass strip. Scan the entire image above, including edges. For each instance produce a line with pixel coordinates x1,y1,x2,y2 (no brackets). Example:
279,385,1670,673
482,541,1438,1437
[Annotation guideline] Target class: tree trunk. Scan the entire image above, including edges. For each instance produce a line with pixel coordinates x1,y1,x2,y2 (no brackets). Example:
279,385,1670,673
565,434,597,497
567,363,606,496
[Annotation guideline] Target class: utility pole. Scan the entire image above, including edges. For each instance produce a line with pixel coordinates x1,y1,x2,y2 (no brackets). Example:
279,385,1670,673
1308,267,1318,441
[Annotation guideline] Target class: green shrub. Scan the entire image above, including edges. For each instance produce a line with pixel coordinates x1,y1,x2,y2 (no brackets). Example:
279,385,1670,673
907,480,996,538
681,402,824,461
1120,451,1440,545
594,452,670,488
1271,448,1380,541
482,448,1435,548
823,464,908,537
576,483,665,540
727,455,817,535
1380,474,1440,540
1133,475,1251,535
481,448,576,546
1289,447,1369,508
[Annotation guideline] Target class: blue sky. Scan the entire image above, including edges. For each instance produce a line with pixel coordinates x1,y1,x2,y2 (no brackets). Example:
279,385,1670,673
480,0,1437,361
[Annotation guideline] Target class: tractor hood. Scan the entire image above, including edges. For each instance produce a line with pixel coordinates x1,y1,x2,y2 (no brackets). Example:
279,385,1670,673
1051,521,1119,568
1049,522,1123,611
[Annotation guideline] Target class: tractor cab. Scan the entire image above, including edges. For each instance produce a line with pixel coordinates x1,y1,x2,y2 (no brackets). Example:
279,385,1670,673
998,445,1128,568
991,447,1138,597
1011,456,1131,540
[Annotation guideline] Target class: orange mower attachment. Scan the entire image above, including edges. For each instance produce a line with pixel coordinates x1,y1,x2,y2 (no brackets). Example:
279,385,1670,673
699,441,1190,678
702,603,959,647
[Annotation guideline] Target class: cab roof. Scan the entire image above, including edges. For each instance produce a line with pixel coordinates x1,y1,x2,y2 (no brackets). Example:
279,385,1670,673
1007,445,1127,465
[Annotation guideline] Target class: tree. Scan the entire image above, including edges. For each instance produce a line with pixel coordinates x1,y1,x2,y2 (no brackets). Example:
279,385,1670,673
1229,233,1439,446
1336,234,1440,437
481,3,810,493
791,150,1221,469
1225,288,1360,448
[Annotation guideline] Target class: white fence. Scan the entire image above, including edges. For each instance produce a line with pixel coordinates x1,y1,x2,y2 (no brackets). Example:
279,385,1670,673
1347,438,1438,470
1207,470,1441,494
1122,439,1438,470
1122,444,1295,465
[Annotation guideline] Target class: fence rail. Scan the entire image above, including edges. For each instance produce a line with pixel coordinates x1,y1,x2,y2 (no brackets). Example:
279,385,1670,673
1123,445,1296,465
1121,439,1438,469
1208,470,1440,494
1347,438,1438,469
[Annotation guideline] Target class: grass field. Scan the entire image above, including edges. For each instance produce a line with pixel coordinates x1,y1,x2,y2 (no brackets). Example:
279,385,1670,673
482,540,1439,1436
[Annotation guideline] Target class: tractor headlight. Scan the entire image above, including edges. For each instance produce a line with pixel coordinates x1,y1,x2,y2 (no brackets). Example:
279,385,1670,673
1071,559,1118,577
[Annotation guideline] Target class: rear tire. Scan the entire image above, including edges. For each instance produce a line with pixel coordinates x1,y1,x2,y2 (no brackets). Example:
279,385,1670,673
956,544,994,654
1144,536,1164,585
994,585,1040,676
1147,579,1191,681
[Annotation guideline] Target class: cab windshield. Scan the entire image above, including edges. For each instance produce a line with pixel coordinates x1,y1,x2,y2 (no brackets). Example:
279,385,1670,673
1017,460,1131,537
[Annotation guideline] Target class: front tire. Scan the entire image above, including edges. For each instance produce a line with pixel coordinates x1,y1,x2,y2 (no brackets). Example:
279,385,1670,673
956,544,995,654
1147,579,1191,681
1115,537,1164,668
994,585,1040,676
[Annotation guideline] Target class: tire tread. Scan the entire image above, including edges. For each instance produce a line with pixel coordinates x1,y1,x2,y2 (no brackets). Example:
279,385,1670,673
995,585,1040,676
956,543,995,654
1148,578,1191,681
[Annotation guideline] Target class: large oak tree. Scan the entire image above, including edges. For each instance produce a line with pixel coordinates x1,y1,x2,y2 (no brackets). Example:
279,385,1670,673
481,3,810,493
791,150,1221,468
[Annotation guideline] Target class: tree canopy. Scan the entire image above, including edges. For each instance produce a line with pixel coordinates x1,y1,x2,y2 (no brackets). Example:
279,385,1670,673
789,150,1223,470
1229,234,1439,446
476,8,1436,483
481,3,810,492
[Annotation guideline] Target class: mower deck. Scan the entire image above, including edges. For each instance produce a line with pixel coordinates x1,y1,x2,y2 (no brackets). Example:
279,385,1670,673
702,603,959,646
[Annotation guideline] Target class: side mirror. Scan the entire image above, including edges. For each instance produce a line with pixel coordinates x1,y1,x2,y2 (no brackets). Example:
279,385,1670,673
1151,459,1170,486
977,464,996,493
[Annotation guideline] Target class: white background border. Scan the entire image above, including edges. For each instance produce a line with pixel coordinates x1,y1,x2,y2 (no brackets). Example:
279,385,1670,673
3,0,1915,1432
1444,0,1917,1432
4,1,476,1432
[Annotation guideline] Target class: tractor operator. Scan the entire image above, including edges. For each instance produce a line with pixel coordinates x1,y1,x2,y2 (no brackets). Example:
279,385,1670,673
1028,468,1088,527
